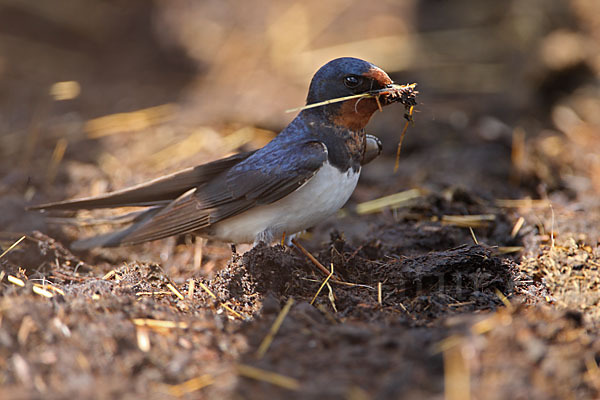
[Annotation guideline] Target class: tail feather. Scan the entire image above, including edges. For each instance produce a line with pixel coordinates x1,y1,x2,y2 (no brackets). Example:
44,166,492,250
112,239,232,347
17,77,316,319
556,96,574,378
28,151,254,211
70,207,163,250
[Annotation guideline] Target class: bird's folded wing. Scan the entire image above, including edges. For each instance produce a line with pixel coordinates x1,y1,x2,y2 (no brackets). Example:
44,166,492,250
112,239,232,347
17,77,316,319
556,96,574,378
119,141,328,244
28,151,255,210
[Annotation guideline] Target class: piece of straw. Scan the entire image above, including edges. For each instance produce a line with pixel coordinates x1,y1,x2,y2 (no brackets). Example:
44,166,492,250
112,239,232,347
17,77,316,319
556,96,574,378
441,214,496,228
132,318,189,330
102,270,117,280
310,264,335,305
394,105,414,173
236,364,300,390
32,286,53,298
286,93,375,113
8,275,25,287
286,83,417,113
197,281,243,318
469,227,479,245
355,189,422,215
166,283,185,301
256,297,295,359
46,138,68,185
510,216,525,238
166,374,214,397
0,236,26,259
188,279,195,299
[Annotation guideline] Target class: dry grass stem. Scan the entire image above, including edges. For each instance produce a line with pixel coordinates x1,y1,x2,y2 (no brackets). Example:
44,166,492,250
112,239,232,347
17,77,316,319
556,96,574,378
32,286,54,298
132,318,189,330
494,289,513,310
285,83,417,113
441,214,496,228
8,275,25,287
102,270,118,280
0,235,26,259
286,93,374,113
46,138,68,185
292,239,366,288
256,297,295,359
188,279,195,299
35,284,65,296
236,364,300,391
198,281,217,300
394,105,414,173
375,95,383,112
433,335,464,354
470,316,500,335
310,264,335,305
197,281,243,318
166,374,214,397
495,199,550,208
443,343,471,400
495,246,524,255
356,189,422,215
292,238,337,278
166,283,185,300
448,301,475,308
468,227,479,245
510,216,525,238
85,104,177,138
135,291,172,296
326,282,337,312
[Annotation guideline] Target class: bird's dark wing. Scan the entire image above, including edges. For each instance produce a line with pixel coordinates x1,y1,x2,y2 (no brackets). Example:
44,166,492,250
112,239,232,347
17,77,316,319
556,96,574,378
28,151,255,210
226,140,328,204
117,141,328,245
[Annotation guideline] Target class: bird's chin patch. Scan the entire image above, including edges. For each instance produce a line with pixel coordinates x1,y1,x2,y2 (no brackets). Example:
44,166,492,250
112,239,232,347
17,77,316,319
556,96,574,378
332,98,380,131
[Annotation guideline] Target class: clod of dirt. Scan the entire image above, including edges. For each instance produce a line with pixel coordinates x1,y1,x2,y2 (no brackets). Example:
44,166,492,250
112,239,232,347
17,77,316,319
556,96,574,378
1,231,93,282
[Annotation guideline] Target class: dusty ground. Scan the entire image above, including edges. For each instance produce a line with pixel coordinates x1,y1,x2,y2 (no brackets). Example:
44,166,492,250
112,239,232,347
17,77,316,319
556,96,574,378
1,1,600,399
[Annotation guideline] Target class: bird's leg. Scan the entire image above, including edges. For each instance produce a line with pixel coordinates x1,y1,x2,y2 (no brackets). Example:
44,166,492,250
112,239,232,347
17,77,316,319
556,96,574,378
283,232,297,247
253,229,274,247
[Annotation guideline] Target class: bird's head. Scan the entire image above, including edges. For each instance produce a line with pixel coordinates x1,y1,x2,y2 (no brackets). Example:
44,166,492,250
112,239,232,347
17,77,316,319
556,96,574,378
305,57,396,131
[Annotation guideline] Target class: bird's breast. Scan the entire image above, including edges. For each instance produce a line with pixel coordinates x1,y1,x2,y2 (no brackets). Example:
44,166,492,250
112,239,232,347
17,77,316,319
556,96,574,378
210,162,360,243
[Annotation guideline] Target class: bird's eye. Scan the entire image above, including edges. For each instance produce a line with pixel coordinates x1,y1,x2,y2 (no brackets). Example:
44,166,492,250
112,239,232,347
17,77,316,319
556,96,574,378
343,75,362,88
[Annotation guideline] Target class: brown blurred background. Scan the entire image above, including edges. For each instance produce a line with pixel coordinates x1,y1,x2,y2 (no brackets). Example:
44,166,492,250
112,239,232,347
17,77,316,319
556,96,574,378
1,0,599,245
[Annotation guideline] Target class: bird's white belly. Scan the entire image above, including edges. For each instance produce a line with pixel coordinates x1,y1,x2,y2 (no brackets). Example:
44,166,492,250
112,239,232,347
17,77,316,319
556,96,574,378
212,162,360,243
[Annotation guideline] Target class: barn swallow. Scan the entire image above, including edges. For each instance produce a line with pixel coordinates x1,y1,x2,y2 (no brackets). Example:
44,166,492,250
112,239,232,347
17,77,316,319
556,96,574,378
30,57,410,249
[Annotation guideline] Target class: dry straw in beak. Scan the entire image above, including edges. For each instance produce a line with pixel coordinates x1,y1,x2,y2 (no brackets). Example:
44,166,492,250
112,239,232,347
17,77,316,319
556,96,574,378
285,83,417,113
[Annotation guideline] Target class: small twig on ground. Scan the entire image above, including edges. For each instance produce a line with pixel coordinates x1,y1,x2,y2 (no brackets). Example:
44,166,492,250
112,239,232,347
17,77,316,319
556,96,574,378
166,282,185,301
188,279,195,299
0,235,26,259
256,297,295,359
197,281,243,318
310,264,334,305
236,364,300,391
165,374,214,398
292,239,374,289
